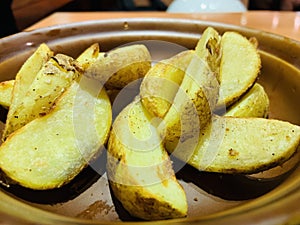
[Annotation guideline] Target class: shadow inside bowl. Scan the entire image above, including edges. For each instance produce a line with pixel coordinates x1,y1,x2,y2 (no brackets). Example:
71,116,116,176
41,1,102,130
0,151,106,204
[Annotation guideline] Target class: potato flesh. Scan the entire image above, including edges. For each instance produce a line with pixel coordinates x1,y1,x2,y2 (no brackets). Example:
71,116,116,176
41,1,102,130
9,44,53,108
139,27,299,175
162,27,221,153
140,50,193,118
187,116,300,174
217,32,261,108
107,100,187,220
140,28,221,120
0,81,112,189
0,43,112,189
3,44,53,139
0,43,101,110
0,80,14,108
2,54,80,140
76,43,100,68
224,83,270,118
194,27,222,82
0,28,298,223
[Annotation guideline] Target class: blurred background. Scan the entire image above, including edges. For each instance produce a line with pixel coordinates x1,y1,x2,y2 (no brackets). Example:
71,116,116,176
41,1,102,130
1,0,300,38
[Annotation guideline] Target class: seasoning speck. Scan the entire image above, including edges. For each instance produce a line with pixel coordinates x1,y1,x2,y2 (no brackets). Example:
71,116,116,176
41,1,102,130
123,21,129,30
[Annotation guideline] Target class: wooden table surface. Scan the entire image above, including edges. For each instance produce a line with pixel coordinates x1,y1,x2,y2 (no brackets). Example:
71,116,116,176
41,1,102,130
27,11,300,41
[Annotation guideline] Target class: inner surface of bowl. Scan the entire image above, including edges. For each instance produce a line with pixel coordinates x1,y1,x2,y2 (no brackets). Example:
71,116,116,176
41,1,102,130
0,18,299,225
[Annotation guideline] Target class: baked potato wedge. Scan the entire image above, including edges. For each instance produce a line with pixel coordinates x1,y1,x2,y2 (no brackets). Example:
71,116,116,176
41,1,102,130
107,99,187,220
216,31,261,108
84,44,151,89
9,44,53,108
0,80,14,108
3,43,53,139
140,50,193,118
140,27,221,120
162,27,221,152
0,43,100,110
2,54,81,140
224,83,270,118
0,79,112,189
76,43,100,69
184,116,300,174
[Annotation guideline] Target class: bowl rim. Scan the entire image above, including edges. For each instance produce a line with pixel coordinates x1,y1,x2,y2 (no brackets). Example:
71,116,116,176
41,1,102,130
1,17,299,69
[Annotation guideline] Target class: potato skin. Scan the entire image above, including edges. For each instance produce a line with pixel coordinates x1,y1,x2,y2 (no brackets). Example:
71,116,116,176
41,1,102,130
84,44,151,89
2,53,81,140
0,44,101,110
186,116,300,174
225,83,270,118
107,100,187,220
139,28,299,176
0,43,112,189
0,81,112,189
10,43,53,108
2,44,53,140
140,28,222,121
162,27,221,153
109,182,187,220
140,50,193,118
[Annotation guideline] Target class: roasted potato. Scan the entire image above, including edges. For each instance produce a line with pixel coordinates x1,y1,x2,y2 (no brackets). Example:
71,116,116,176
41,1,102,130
0,79,112,189
140,27,221,120
216,31,261,108
0,43,101,110
0,80,14,108
76,43,100,69
0,26,299,223
84,44,151,89
139,27,299,176
9,44,53,107
0,43,112,189
2,54,81,140
3,43,53,139
140,50,193,118
161,27,221,152
194,26,222,82
107,99,187,220
224,83,270,118
183,116,300,174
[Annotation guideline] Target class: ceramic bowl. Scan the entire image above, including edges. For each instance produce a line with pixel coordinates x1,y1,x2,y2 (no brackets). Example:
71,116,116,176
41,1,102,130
0,18,299,225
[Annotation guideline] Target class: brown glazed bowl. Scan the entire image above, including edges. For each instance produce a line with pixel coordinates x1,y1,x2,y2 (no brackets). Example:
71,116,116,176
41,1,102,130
0,18,299,225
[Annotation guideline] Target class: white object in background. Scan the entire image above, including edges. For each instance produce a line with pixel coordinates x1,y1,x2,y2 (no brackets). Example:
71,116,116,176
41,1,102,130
167,0,247,13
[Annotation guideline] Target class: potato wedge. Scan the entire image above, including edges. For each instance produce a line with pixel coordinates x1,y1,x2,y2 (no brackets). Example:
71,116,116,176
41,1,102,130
84,44,151,89
3,44,53,138
2,54,81,140
0,79,112,189
194,27,222,82
0,80,14,108
0,44,101,110
9,44,53,108
107,99,187,220
216,32,261,108
162,27,221,152
140,50,193,118
140,27,221,120
183,116,300,174
224,83,270,118
76,43,100,68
